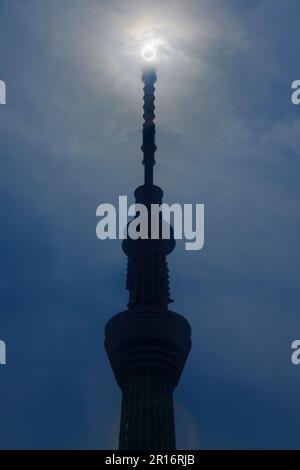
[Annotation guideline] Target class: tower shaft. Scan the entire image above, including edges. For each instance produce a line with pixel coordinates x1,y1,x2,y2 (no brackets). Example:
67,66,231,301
119,368,175,450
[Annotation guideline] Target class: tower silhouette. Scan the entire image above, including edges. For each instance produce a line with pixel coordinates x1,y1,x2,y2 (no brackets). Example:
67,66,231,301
105,65,191,450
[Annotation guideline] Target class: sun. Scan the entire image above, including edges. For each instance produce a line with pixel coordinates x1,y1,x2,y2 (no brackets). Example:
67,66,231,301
141,44,156,62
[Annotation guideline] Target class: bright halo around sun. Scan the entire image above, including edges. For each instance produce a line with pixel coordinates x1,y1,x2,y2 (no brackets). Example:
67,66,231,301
141,44,156,61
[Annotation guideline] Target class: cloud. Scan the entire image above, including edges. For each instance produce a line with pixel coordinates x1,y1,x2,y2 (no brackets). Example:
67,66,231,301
0,0,300,449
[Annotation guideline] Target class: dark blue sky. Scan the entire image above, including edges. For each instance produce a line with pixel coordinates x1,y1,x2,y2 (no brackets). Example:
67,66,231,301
1,0,300,449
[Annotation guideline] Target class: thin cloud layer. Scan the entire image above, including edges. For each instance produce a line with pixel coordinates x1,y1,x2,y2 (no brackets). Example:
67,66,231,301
0,0,300,449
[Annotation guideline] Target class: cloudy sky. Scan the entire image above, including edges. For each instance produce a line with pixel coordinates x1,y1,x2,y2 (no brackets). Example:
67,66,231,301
1,0,300,449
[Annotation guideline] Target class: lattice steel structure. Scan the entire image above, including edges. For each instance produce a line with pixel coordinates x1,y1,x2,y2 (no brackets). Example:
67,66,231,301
105,65,191,450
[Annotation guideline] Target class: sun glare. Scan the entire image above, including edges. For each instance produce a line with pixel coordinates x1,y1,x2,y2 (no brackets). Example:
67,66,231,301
141,44,156,61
